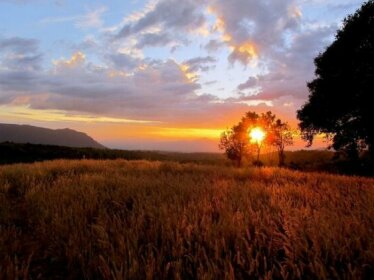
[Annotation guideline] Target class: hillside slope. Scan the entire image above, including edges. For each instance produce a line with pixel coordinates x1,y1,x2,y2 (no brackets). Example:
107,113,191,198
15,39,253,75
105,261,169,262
0,123,105,149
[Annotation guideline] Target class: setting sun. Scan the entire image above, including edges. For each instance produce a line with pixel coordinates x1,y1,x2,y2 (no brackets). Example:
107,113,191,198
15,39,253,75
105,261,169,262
249,127,266,144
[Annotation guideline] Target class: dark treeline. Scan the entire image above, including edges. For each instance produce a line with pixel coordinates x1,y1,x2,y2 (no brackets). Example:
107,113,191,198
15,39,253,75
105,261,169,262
282,150,373,176
0,142,225,166
1,142,373,176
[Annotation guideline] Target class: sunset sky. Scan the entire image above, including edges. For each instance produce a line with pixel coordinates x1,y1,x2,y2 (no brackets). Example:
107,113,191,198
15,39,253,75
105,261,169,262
0,0,364,151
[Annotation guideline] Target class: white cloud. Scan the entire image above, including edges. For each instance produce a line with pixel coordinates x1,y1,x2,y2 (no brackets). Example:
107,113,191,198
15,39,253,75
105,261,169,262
40,6,107,29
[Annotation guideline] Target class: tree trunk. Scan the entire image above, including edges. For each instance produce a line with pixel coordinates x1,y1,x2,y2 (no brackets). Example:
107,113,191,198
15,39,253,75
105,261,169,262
278,149,285,167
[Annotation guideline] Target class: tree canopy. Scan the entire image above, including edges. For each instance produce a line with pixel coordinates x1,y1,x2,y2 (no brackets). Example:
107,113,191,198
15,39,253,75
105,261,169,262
219,111,293,167
297,1,374,159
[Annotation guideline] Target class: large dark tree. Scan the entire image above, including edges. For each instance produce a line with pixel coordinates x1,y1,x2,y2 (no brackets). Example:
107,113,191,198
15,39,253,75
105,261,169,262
297,1,374,159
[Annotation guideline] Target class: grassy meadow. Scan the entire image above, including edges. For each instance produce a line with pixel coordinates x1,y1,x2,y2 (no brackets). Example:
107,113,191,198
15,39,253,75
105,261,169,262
0,159,373,279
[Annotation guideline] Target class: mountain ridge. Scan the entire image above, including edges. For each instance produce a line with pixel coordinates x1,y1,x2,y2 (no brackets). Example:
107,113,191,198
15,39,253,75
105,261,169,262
0,123,105,149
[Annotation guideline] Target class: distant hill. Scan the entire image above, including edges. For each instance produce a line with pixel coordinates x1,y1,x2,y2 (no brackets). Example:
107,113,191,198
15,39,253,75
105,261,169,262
0,142,225,165
0,123,105,149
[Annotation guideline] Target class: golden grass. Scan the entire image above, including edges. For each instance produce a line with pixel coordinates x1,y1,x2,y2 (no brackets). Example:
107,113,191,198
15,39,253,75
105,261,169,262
0,159,373,279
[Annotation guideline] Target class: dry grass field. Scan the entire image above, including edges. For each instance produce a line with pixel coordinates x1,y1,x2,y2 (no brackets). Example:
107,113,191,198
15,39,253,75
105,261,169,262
0,159,373,279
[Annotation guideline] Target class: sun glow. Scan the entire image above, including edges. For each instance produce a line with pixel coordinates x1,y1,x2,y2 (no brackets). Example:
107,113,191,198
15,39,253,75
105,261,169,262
249,127,266,144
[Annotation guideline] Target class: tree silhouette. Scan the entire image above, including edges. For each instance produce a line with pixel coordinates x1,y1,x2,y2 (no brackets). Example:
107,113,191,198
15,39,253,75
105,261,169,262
259,112,293,166
271,119,293,167
219,111,293,167
219,128,247,167
219,112,259,167
297,1,374,160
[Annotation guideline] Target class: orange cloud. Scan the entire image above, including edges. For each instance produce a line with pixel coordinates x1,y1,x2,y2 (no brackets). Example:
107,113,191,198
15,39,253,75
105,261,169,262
53,51,86,68
209,9,258,65
179,63,198,82
289,5,302,19
228,42,258,65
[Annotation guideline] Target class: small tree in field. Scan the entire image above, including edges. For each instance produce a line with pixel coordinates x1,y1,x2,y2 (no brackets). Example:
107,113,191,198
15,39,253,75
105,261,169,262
219,128,246,167
259,112,293,166
219,111,293,167
219,112,259,167
271,120,293,166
